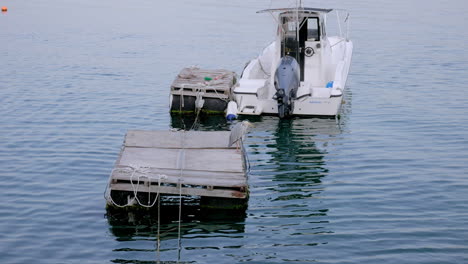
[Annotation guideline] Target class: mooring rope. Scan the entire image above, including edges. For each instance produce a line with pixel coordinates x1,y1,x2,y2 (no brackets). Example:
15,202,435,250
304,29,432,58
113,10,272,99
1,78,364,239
129,167,164,208
190,108,201,130
105,166,166,208
176,132,185,263
104,167,136,208
179,84,185,112
157,185,161,264
177,178,183,263
210,85,229,103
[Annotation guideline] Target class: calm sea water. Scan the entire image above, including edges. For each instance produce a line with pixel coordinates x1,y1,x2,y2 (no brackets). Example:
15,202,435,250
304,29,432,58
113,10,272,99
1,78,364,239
1,0,468,263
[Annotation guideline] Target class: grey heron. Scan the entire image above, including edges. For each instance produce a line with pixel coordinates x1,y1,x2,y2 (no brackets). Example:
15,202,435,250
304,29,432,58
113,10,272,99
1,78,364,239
229,121,253,150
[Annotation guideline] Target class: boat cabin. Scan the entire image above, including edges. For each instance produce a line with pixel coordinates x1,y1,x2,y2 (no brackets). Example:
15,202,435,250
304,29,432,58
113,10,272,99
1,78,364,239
233,7,352,117
269,8,332,84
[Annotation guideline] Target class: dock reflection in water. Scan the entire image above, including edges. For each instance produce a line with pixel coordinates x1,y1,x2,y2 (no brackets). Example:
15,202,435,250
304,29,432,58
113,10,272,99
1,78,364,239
106,114,347,263
170,113,231,131
107,203,247,263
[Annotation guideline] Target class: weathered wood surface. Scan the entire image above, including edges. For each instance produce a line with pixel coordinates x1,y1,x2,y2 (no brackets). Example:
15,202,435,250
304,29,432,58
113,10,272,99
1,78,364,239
118,148,244,173
108,130,248,201
111,167,246,187
110,183,246,199
125,130,233,149
170,68,236,99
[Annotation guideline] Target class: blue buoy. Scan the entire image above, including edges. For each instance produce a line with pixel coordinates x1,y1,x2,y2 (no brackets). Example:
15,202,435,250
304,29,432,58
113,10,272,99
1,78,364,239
326,81,334,88
226,101,238,121
226,114,236,121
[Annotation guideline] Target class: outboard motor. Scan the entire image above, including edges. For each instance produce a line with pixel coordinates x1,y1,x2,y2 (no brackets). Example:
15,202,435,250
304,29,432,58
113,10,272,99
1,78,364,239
274,56,300,118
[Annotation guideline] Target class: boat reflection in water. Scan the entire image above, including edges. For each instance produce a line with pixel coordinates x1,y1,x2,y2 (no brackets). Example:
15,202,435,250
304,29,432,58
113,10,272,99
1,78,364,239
248,116,343,189
270,118,341,192
242,116,345,260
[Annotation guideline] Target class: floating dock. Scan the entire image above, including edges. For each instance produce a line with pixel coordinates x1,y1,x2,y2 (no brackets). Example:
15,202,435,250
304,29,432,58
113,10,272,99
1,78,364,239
169,67,237,114
106,130,248,209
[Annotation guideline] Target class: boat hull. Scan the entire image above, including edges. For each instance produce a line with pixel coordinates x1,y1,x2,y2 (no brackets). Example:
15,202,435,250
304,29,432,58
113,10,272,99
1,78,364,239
234,39,352,118
236,96,342,117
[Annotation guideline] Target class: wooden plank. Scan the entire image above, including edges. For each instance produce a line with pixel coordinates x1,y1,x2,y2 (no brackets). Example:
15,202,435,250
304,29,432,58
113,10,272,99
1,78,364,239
174,68,235,77
111,168,246,187
125,131,181,148
125,130,232,149
174,68,234,76
118,147,179,170
112,174,246,189
172,81,231,86
110,182,247,199
112,166,246,181
185,149,243,172
118,148,244,173
171,83,232,91
170,90,229,99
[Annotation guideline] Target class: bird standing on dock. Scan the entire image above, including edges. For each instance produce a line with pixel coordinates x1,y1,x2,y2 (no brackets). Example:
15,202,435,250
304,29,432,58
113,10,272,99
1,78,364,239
229,121,253,150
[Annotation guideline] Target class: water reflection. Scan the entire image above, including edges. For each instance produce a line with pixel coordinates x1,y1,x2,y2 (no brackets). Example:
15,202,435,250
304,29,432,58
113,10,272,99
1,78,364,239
240,117,344,261
169,113,231,131
107,205,246,241
106,203,246,263
248,117,342,189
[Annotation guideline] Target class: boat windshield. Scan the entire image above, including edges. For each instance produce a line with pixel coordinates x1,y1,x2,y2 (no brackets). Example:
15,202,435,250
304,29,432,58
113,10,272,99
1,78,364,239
307,17,319,41
280,15,303,59
279,12,322,81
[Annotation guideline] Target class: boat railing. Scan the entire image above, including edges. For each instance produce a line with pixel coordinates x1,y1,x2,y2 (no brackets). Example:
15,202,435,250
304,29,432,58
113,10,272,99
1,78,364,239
331,9,351,41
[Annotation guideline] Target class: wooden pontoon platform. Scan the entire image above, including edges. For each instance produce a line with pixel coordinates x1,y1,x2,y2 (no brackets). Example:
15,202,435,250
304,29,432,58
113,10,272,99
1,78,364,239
106,130,248,209
169,67,237,113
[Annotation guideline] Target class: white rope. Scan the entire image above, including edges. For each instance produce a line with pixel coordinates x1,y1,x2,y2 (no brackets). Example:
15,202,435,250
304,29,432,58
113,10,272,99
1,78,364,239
190,89,203,130
177,178,182,263
179,84,185,111
105,167,136,208
130,167,165,208
157,183,161,264
209,85,229,103
190,109,201,130
105,166,166,208
176,132,185,263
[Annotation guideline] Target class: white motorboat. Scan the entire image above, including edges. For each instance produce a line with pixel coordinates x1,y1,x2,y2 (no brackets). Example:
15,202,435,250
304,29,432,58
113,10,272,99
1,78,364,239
233,7,353,118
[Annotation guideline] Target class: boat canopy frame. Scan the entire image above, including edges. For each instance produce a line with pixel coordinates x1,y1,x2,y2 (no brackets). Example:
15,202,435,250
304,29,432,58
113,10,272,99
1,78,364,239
255,6,351,81
258,7,351,42
257,7,333,14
